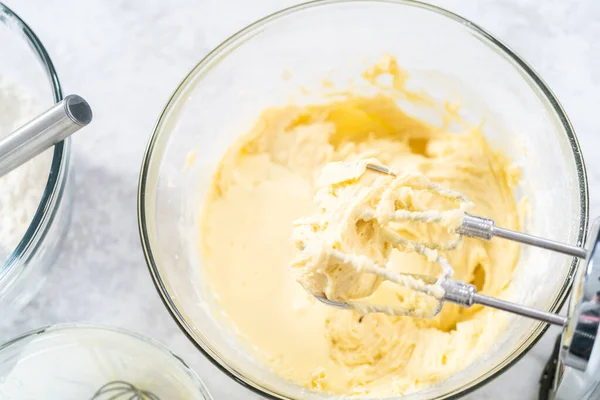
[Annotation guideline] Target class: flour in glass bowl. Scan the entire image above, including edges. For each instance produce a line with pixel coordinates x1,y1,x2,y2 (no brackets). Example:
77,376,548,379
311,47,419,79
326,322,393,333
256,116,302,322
0,77,52,257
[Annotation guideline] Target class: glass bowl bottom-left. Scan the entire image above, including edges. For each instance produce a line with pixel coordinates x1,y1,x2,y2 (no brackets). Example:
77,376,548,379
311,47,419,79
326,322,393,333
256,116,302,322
0,324,212,399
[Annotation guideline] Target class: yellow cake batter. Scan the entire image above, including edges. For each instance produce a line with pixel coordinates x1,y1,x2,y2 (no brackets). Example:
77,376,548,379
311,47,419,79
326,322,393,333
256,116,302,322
201,57,520,396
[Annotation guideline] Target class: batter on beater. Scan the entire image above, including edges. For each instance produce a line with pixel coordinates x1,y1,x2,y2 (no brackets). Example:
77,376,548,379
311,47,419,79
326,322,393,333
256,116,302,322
291,158,473,312
201,55,520,396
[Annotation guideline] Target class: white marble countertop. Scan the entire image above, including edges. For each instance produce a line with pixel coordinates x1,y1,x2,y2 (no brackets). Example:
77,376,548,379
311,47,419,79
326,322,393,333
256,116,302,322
3,0,600,399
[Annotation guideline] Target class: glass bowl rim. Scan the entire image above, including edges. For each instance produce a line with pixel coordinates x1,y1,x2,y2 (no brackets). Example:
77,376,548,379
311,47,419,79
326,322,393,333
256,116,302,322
0,322,213,399
138,0,590,398
0,2,71,285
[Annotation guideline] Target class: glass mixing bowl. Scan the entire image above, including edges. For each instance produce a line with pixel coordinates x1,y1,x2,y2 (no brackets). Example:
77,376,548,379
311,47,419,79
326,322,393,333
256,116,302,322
0,3,72,324
0,324,212,399
139,0,589,398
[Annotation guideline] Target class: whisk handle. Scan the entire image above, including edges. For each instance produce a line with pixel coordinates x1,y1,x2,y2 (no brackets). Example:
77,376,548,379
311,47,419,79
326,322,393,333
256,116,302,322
458,214,587,259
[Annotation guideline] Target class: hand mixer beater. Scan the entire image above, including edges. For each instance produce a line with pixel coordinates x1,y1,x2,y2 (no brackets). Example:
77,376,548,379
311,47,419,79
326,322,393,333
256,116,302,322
292,161,589,327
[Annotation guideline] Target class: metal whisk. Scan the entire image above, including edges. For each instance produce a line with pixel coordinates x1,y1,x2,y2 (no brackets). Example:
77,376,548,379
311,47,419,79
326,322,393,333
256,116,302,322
314,163,588,327
90,381,160,400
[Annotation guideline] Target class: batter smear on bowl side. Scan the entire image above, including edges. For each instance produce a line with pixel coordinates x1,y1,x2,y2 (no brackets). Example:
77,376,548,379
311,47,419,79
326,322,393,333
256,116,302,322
200,56,520,396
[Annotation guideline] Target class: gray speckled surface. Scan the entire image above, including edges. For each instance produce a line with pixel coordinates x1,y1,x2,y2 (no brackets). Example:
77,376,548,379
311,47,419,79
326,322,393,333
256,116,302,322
2,0,600,399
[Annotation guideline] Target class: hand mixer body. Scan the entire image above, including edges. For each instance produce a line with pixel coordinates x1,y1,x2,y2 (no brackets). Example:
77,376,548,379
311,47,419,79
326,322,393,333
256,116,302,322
553,218,600,399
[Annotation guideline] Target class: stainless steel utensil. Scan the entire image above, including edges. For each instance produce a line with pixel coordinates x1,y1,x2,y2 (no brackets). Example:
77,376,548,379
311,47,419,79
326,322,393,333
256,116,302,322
0,94,92,176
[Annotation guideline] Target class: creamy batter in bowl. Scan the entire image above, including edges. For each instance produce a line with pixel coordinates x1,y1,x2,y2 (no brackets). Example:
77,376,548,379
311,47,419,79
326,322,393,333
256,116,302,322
139,1,588,398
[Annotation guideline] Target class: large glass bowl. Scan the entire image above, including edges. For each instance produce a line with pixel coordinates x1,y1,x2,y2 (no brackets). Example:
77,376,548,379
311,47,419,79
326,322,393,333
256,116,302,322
0,3,72,325
138,1,589,398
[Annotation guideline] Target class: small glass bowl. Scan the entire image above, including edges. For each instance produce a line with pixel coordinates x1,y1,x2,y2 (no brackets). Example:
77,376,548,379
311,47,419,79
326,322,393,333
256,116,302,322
139,0,588,399
0,3,72,322
0,324,212,399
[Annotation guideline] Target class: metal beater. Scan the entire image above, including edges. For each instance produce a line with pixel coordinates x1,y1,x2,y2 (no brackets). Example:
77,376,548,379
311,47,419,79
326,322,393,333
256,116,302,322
315,164,590,327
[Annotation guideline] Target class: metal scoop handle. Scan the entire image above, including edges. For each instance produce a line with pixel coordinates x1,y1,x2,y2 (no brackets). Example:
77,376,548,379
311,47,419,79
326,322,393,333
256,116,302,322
0,94,92,177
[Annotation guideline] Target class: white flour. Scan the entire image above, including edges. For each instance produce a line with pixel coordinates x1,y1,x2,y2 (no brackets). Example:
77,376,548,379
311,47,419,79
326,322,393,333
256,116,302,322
0,77,52,257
